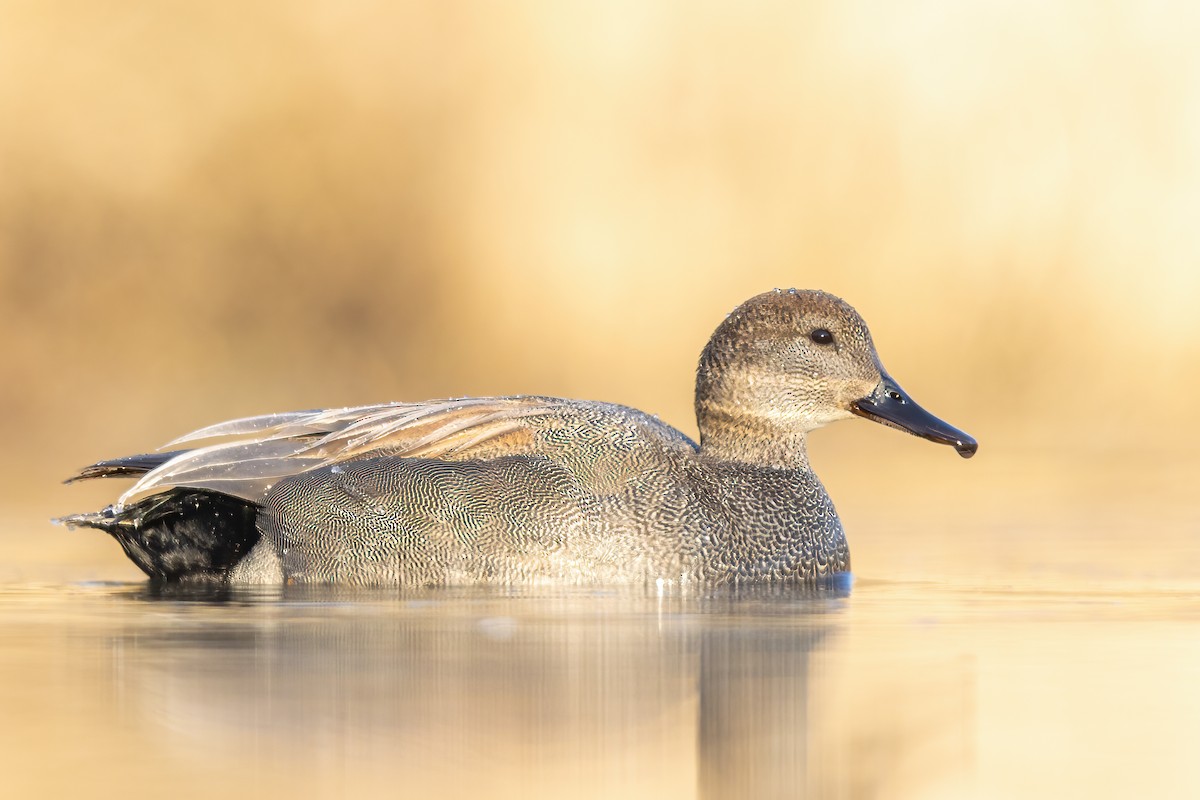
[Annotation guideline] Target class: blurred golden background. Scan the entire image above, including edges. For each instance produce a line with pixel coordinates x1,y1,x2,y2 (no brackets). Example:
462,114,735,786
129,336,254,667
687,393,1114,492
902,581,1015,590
2,1,1197,583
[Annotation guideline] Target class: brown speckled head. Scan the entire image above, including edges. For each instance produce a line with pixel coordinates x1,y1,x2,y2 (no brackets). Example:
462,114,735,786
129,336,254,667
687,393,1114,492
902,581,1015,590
696,289,976,466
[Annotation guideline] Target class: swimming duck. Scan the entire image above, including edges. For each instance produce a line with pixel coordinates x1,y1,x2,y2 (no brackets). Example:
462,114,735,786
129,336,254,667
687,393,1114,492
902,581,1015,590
60,289,976,586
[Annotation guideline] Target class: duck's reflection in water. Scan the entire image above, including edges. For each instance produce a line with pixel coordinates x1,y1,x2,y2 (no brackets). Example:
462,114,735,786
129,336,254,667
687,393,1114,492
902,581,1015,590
104,584,968,798
698,621,820,798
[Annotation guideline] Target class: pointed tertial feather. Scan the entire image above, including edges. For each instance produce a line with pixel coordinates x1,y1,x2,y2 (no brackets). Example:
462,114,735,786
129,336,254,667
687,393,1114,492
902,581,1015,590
299,401,553,460
163,406,396,447
115,397,566,510
309,398,515,449
118,439,328,508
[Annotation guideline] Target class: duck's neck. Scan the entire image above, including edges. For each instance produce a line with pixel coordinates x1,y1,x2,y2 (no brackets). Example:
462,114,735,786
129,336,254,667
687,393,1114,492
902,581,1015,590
696,405,813,470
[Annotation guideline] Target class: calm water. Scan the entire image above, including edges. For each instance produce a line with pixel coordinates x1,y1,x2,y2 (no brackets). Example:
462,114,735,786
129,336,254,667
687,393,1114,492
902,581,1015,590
2,575,1197,799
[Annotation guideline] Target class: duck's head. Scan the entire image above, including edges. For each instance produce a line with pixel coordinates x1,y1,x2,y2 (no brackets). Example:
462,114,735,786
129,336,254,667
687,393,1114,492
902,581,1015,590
695,289,977,466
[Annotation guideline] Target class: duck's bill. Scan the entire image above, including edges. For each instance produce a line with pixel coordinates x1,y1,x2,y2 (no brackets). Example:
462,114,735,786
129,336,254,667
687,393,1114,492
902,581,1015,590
851,376,978,458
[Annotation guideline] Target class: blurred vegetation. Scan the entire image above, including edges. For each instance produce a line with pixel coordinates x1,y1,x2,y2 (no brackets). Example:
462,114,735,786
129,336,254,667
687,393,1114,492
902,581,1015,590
1,2,1197,576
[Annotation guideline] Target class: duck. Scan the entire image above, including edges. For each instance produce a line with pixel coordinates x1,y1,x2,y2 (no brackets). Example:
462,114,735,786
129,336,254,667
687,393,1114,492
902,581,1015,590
59,289,976,586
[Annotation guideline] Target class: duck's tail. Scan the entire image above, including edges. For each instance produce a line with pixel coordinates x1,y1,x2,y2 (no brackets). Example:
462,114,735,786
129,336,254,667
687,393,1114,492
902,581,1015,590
57,453,261,582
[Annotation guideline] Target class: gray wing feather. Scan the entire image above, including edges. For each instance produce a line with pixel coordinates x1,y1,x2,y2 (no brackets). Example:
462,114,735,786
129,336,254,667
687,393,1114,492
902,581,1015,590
114,397,611,509
118,439,327,508
164,404,401,446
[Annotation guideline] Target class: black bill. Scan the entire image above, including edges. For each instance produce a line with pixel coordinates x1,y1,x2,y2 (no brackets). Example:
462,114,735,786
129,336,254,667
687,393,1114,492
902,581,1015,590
851,375,978,458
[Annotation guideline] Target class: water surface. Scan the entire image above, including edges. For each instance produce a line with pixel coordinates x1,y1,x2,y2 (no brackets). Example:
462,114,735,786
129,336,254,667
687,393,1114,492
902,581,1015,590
2,576,1196,799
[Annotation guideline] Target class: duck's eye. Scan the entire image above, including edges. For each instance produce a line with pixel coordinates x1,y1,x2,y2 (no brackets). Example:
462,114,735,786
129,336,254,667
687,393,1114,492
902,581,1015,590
809,328,834,345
